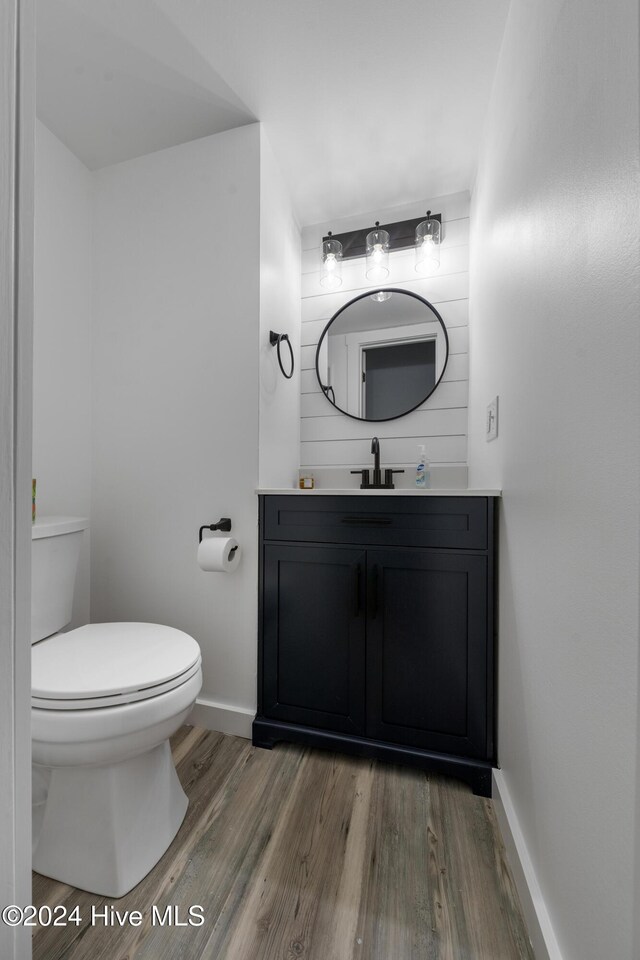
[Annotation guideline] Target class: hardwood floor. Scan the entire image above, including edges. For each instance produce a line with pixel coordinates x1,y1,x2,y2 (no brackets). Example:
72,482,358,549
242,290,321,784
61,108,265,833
32,727,534,960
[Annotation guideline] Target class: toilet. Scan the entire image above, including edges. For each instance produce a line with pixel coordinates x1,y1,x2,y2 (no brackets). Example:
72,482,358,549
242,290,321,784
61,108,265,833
31,516,202,898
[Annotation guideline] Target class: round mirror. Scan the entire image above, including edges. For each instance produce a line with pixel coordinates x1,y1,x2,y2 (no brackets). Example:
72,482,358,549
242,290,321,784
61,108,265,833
315,288,449,421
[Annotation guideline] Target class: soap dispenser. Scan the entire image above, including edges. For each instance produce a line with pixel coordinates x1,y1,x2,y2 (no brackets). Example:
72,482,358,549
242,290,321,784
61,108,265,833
415,445,430,488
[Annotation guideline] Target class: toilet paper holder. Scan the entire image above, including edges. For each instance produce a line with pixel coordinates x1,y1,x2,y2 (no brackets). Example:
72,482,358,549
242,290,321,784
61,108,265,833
198,518,232,543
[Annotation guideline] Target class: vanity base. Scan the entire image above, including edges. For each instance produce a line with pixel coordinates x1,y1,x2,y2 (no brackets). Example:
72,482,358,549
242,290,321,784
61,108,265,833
252,717,493,798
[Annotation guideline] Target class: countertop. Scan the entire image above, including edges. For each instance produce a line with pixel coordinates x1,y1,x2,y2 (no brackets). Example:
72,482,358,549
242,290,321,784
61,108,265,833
256,488,502,497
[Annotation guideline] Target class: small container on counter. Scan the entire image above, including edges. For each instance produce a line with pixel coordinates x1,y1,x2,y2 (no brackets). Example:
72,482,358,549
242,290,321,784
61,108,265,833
298,474,315,490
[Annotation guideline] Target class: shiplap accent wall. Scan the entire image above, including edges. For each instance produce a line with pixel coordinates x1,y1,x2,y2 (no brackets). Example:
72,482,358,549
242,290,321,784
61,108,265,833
300,192,470,471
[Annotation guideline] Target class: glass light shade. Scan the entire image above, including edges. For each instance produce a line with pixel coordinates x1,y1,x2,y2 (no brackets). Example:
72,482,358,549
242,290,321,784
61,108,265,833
415,217,441,273
320,237,343,288
365,227,390,281
370,290,392,302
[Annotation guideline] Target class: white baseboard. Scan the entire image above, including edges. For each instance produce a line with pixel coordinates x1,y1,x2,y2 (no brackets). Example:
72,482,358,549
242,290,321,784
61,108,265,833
492,770,564,960
188,697,254,739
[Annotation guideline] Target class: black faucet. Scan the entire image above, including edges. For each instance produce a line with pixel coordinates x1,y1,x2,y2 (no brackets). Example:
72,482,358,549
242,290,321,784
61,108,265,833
350,437,405,489
371,437,382,487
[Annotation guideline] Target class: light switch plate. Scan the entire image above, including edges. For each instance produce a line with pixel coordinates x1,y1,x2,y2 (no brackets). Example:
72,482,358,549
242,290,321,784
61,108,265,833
486,397,498,442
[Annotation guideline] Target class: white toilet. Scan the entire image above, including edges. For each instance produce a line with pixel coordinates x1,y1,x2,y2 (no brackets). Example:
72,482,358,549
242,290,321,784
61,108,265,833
31,516,203,898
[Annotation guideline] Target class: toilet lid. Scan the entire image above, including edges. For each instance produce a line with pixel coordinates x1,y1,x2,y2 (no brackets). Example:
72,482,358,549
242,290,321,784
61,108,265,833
32,622,201,710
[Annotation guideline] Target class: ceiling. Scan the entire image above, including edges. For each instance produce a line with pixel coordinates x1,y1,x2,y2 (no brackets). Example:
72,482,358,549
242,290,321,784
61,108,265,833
36,0,510,226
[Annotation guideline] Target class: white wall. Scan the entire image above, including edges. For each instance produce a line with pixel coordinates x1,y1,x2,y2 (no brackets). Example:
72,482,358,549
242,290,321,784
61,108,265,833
469,2,640,958
300,193,470,481
91,126,262,728
258,127,301,488
33,119,92,628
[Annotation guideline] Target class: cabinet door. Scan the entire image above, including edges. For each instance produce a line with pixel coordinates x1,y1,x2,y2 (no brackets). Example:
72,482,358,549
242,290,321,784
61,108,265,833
366,549,488,758
262,544,366,734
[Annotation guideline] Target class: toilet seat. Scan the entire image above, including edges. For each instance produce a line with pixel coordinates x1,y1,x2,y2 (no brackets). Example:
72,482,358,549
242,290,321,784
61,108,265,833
32,622,201,710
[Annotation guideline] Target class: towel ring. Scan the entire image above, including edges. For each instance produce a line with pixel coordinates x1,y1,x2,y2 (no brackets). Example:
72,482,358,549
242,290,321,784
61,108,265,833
269,330,294,380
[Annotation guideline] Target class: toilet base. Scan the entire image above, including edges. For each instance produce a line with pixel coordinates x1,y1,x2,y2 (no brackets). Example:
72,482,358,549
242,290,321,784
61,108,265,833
33,740,188,898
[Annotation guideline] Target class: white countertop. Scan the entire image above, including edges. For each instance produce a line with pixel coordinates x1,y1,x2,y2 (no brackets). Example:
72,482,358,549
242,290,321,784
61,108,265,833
256,488,502,497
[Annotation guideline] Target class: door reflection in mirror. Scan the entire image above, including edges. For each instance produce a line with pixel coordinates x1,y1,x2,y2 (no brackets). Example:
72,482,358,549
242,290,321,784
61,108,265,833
316,289,449,422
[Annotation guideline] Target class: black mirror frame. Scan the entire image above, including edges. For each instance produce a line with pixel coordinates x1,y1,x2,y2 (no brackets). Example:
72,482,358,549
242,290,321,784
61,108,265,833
314,288,450,423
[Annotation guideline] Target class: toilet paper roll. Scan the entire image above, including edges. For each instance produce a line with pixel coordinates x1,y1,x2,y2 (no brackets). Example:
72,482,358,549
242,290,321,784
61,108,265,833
197,536,241,573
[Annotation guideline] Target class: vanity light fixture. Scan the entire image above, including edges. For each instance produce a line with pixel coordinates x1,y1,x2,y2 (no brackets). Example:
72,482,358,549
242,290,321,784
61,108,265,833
365,222,390,281
319,232,343,288
320,213,442,288
415,210,441,274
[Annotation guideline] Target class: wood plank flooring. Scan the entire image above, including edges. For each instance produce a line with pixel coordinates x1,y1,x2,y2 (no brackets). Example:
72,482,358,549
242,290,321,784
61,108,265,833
32,727,534,960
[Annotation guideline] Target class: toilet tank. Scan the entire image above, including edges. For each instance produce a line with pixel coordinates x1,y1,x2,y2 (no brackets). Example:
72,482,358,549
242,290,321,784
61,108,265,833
31,517,88,644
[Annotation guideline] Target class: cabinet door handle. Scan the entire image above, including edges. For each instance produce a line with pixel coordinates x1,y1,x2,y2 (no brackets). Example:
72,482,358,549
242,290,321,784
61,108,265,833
353,563,361,616
341,517,392,526
371,564,380,619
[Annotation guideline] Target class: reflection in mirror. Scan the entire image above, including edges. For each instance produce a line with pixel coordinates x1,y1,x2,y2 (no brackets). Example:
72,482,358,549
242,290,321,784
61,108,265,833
315,289,449,421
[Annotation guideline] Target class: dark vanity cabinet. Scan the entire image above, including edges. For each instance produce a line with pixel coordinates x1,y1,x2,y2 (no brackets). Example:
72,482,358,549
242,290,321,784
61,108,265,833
253,494,497,796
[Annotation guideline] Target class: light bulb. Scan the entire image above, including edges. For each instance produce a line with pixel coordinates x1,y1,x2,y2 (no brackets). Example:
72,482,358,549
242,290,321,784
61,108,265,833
370,290,392,302
367,263,390,281
320,236,343,288
415,215,441,273
365,226,390,282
